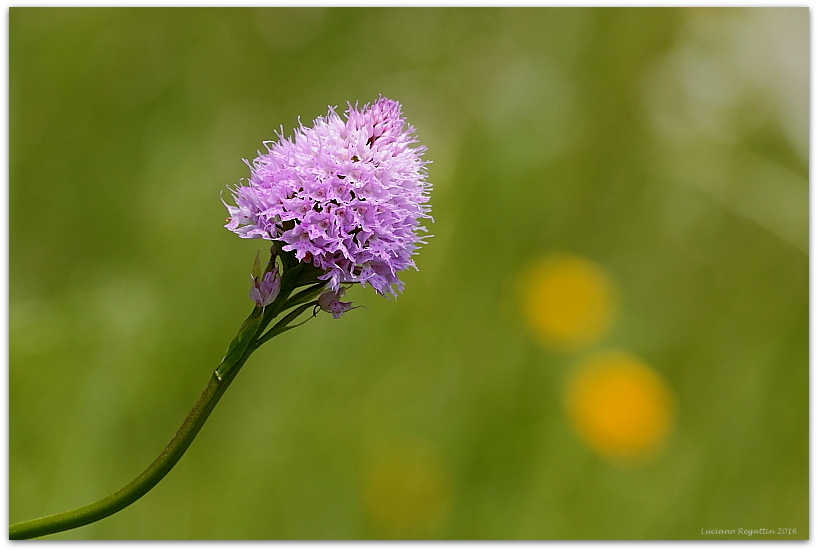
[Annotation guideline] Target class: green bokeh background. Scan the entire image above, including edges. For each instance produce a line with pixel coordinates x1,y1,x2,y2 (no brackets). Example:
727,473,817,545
9,7,808,540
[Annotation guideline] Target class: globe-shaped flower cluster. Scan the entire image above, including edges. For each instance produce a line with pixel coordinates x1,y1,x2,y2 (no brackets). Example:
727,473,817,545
225,97,432,297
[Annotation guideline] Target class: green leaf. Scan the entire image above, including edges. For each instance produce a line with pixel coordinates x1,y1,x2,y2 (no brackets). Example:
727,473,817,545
251,250,262,279
215,307,264,380
276,242,299,272
295,263,327,286
256,302,316,347
283,282,326,310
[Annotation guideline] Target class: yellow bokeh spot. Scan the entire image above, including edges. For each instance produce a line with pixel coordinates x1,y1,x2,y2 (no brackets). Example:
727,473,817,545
362,439,450,537
565,351,675,460
520,254,617,352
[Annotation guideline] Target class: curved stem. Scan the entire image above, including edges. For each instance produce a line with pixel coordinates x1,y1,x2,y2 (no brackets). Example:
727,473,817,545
10,247,325,539
9,346,252,540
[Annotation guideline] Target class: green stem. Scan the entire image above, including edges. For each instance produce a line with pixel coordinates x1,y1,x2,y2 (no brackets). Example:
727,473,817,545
10,248,326,539
9,340,254,540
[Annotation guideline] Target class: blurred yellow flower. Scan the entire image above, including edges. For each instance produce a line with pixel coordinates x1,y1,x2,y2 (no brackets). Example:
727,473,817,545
565,351,675,460
520,254,617,352
362,439,450,537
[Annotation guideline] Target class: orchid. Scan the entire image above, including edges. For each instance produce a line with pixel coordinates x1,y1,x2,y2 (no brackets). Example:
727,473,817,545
11,97,431,540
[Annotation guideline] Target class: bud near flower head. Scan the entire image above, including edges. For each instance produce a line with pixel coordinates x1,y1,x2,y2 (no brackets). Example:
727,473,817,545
317,288,355,319
225,97,432,298
250,266,281,308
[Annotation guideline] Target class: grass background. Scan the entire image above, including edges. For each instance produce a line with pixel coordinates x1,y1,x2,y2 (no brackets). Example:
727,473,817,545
9,7,808,540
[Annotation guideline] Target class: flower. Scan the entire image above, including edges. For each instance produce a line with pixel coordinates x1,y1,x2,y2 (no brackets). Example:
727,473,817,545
317,288,355,319
249,266,281,307
565,351,675,460
224,97,431,297
519,254,617,352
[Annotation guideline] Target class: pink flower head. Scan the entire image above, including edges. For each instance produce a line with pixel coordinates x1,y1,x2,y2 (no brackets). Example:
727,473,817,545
225,97,432,297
